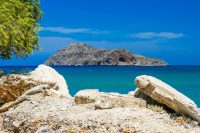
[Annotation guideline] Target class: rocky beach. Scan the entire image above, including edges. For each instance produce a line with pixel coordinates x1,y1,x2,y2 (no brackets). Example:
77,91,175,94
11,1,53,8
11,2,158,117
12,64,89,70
0,65,200,133
1,0,199,132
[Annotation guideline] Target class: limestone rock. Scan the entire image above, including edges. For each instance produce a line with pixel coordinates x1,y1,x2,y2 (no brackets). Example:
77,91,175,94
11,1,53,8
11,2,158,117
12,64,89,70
128,91,136,96
74,89,146,109
30,64,70,97
45,43,168,66
0,74,40,105
135,75,200,122
1,68,200,132
36,125,54,133
0,65,70,111
1,92,200,133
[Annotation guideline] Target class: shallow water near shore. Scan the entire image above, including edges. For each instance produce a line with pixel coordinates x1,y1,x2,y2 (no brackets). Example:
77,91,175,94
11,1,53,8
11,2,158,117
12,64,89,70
1,66,200,107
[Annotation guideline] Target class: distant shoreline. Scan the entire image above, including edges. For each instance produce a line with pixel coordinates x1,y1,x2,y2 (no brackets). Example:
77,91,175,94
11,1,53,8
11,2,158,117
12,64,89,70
2,65,200,67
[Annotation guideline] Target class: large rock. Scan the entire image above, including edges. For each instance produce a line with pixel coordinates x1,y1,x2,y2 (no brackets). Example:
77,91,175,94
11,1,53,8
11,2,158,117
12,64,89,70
0,74,40,106
135,75,200,122
0,65,70,109
30,64,70,97
75,89,146,109
1,91,200,133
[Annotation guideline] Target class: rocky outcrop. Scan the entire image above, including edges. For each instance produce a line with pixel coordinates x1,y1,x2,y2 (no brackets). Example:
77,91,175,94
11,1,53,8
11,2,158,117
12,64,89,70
0,65,70,112
134,75,200,123
1,67,200,132
75,89,146,109
2,90,200,133
1,89,200,133
0,74,40,106
0,84,57,113
30,64,70,97
45,43,168,66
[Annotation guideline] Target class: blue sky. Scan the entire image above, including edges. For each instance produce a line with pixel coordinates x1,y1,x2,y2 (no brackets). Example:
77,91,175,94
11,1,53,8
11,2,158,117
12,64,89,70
1,0,200,66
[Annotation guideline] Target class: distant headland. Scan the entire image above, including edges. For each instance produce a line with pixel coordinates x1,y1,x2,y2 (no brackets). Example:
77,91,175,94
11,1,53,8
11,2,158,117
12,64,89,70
45,43,168,66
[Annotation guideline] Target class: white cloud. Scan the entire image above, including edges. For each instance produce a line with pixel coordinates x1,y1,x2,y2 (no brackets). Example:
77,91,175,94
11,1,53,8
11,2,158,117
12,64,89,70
130,32,184,39
38,36,162,55
41,27,90,34
89,30,110,34
41,27,110,34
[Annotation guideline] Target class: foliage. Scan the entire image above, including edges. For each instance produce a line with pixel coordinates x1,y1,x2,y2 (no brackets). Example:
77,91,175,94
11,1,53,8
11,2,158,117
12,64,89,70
0,0,42,59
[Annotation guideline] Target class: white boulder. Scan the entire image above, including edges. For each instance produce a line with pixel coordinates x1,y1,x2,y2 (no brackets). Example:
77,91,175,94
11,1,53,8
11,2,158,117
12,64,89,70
30,64,70,97
135,75,200,122
75,89,146,109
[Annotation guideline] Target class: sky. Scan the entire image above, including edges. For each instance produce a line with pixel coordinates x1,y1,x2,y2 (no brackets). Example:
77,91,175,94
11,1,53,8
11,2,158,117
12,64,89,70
1,0,200,66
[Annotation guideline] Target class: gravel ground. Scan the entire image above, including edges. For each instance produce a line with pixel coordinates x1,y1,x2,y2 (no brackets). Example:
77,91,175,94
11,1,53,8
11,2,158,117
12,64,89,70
1,93,200,133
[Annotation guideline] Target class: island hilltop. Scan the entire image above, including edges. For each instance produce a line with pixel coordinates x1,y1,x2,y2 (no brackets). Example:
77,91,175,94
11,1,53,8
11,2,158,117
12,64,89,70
45,43,168,66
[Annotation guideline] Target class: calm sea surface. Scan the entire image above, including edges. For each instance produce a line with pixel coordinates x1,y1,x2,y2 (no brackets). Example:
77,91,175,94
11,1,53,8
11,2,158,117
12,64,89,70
1,66,200,106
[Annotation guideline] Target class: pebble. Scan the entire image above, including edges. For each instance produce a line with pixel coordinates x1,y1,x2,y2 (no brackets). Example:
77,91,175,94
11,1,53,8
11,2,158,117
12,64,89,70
170,113,177,120
36,125,53,133
191,120,199,127
183,124,190,129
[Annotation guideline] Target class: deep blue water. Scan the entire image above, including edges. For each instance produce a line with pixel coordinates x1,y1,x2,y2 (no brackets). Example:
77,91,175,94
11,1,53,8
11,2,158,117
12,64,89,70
1,66,200,107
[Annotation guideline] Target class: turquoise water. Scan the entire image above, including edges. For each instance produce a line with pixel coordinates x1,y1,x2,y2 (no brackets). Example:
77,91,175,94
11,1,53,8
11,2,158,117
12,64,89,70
1,66,200,107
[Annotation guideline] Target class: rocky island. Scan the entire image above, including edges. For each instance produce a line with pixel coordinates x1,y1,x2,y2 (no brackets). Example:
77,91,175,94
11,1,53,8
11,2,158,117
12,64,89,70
45,43,168,66
0,65,200,132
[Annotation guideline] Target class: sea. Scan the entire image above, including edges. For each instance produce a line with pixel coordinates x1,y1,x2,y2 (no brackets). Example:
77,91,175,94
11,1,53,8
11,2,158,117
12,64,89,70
1,66,200,107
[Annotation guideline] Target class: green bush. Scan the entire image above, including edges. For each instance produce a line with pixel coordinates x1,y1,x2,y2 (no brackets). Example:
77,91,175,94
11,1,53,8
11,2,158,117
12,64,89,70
0,0,42,59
